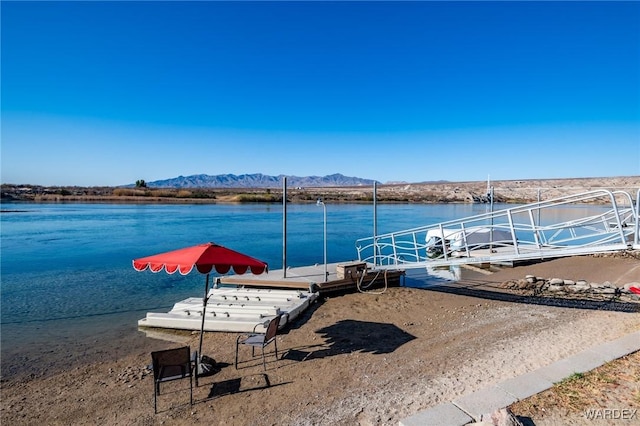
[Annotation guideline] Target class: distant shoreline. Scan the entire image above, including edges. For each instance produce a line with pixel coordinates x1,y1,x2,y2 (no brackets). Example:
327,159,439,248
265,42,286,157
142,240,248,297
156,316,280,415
1,176,638,205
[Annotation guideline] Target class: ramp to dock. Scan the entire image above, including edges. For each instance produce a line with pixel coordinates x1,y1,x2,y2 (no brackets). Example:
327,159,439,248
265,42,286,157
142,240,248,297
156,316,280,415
357,189,639,271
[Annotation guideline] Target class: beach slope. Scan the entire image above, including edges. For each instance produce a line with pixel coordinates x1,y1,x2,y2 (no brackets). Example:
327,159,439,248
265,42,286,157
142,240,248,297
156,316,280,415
1,254,639,425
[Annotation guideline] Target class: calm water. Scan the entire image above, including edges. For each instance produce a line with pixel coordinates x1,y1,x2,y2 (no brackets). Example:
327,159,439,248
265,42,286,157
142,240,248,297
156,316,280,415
1,201,582,378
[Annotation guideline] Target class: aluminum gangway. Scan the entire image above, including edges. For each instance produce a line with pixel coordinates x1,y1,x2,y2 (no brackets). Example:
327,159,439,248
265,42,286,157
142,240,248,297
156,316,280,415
356,189,639,271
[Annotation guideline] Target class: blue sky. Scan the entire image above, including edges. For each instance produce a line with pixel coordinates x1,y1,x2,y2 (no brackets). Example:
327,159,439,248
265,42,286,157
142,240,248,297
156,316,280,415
2,1,639,186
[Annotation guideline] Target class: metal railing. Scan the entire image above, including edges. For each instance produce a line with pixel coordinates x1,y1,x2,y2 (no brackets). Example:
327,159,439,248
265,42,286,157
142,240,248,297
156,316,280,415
356,189,638,270
636,189,640,249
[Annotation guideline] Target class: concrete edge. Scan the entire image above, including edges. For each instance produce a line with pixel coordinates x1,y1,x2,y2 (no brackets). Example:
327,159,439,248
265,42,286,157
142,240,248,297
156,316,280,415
398,331,640,425
399,402,473,426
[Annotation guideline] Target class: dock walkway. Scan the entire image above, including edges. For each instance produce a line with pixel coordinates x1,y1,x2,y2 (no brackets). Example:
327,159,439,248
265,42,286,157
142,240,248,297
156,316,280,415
219,261,405,294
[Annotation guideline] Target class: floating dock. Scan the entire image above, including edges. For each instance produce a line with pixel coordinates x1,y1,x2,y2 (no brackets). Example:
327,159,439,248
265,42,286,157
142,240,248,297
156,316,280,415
138,262,405,333
138,286,318,333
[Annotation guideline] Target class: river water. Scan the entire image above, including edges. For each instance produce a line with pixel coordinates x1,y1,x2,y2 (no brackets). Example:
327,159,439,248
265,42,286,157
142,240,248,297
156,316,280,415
0,201,587,378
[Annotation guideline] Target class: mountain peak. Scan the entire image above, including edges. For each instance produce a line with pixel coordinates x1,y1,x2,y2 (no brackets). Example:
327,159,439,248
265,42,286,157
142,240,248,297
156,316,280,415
142,173,379,188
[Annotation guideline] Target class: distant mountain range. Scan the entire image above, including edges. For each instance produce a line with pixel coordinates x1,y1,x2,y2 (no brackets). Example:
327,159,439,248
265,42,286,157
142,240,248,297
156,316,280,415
141,173,380,188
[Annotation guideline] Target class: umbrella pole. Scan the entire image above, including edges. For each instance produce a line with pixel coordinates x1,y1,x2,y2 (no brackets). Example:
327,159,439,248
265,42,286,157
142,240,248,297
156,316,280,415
197,273,210,373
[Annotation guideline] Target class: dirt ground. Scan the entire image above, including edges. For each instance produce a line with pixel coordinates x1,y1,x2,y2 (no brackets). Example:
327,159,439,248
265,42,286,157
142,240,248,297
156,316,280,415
1,255,639,426
509,350,640,425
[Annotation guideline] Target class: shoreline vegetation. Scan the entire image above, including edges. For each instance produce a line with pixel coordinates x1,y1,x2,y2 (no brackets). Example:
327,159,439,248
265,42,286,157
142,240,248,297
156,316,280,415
1,176,638,204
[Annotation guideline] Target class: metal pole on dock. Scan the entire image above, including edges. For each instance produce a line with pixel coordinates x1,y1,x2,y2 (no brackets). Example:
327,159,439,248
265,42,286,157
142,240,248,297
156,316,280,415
283,177,287,278
317,199,328,282
537,188,541,227
490,186,494,212
373,182,377,267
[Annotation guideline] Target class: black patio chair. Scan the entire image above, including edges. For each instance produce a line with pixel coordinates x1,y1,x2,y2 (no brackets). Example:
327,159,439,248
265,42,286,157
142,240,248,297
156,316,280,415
235,314,282,370
151,346,197,413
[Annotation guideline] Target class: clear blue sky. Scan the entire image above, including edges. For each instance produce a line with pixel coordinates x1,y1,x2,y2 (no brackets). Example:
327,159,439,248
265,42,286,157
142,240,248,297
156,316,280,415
2,1,639,186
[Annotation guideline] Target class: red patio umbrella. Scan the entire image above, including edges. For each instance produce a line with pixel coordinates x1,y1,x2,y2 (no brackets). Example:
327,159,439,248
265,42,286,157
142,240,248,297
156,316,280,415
133,242,268,374
133,242,268,275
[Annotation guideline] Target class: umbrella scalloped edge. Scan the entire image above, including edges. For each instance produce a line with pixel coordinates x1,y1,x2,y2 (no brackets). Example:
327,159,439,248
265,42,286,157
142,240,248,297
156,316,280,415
132,261,267,276
132,261,195,275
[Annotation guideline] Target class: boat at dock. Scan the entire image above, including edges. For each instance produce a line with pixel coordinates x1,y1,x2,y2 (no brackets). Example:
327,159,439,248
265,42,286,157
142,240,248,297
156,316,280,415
425,227,514,259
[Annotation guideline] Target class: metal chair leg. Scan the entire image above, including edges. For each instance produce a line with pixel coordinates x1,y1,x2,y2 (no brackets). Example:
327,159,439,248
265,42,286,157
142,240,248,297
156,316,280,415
154,382,158,414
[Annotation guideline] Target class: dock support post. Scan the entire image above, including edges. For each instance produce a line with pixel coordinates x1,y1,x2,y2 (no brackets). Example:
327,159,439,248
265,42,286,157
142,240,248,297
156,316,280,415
373,182,377,267
283,177,287,278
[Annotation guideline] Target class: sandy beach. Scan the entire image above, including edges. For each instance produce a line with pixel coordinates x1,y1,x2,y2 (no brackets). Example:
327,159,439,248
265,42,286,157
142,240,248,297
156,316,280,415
1,254,639,425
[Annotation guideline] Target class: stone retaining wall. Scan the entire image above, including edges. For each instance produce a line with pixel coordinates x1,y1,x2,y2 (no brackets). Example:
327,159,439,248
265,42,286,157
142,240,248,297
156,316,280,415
499,275,640,303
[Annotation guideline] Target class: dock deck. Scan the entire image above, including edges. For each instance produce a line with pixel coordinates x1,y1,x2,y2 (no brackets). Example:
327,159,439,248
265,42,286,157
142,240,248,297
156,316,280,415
218,261,405,294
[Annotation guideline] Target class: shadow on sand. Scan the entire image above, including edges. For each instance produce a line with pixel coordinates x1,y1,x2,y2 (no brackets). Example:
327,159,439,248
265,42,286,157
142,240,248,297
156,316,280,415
281,319,416,362
204,372,291,400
